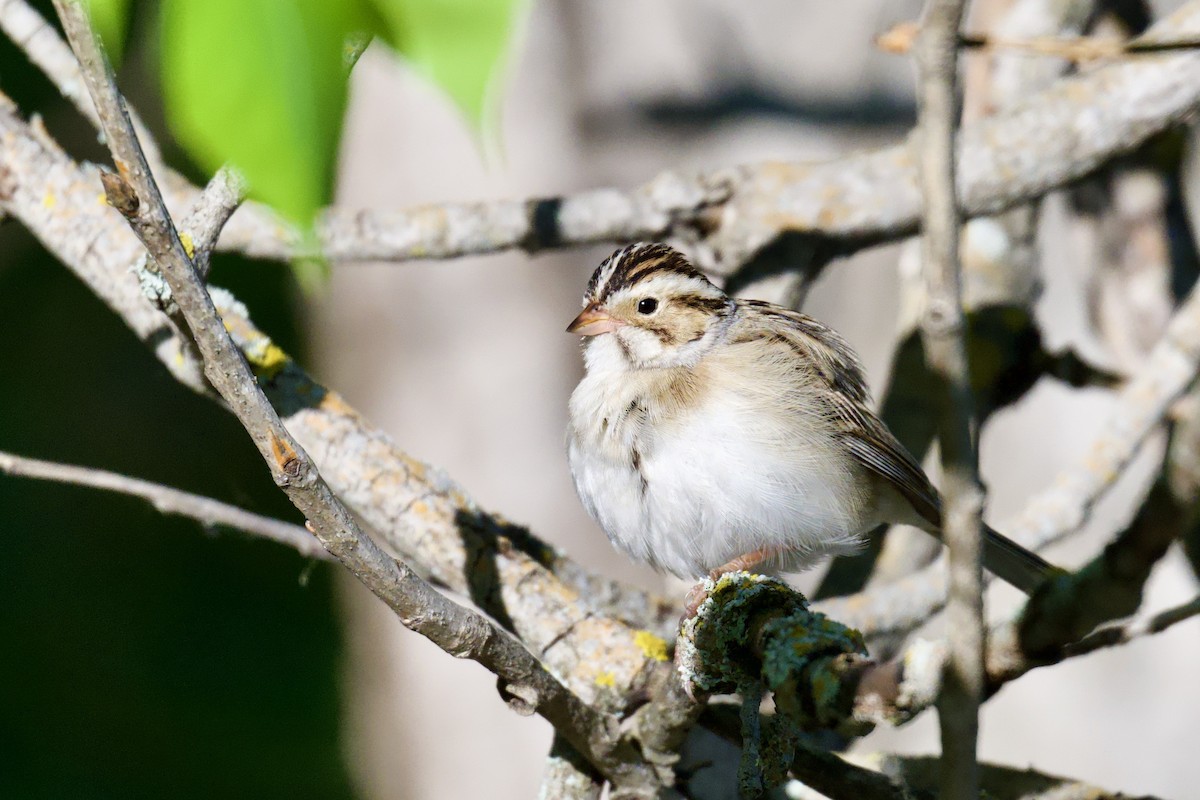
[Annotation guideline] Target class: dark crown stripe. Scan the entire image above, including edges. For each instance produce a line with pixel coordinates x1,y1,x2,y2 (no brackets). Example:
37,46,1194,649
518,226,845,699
590,243,712,302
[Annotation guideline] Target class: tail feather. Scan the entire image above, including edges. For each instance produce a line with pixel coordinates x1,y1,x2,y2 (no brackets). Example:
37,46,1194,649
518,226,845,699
981,524,1058,594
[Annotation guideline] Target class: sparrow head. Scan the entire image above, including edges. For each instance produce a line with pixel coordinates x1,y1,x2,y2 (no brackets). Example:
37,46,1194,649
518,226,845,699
568,243,735,369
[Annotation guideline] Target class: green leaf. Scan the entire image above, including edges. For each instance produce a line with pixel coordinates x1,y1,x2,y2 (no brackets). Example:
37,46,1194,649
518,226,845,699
159,0,362,227
365,0,524,126
83,0,131,63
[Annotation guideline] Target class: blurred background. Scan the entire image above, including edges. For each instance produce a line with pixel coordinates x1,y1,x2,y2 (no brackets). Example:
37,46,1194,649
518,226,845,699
2,0,1199,798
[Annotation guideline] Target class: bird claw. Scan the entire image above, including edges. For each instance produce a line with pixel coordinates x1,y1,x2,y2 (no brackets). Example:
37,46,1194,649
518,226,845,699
682,580,712,619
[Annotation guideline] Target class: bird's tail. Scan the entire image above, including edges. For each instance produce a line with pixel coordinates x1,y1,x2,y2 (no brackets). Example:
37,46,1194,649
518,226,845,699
981,523,1059,594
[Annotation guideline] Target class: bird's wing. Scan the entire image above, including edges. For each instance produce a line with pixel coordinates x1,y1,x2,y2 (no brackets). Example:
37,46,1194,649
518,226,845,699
737,301,871,403
826,392,943,528
733,300,941,527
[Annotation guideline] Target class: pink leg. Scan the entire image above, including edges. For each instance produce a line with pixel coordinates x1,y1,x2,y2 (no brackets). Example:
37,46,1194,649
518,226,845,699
682,546,787,618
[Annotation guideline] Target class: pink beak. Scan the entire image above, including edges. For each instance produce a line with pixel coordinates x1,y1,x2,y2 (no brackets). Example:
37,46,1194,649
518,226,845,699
566,304,620,336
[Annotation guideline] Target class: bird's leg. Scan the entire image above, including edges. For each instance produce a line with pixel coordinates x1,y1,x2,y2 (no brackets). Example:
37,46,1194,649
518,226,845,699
683,546,785,617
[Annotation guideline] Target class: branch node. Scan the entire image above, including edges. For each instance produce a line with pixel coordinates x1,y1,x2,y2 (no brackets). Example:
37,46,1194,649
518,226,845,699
268,431,302,481
100,168,138,216
498,679,540,716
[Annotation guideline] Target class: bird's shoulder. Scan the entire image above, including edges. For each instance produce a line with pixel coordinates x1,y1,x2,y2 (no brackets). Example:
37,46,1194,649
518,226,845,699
724,299,871,403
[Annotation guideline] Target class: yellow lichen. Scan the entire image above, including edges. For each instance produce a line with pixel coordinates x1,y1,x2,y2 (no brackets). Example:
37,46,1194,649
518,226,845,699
634,630,669,662
243,339,291,381
594,671,616,688
179,231,195,259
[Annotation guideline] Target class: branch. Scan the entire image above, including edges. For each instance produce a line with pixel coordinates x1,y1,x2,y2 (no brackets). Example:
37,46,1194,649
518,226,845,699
539,736,603,800
180,165,246,280
203,2,1200,270
49,2,655,791
913,3,981,797
0,0,161,165
8,0,1200,282
817,270,1200,635
0,448,329,559
879,21,1200,62
1066,594,1200,657
850,753,1166,800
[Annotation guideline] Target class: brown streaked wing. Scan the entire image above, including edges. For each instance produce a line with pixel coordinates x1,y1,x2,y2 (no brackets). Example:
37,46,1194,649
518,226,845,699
739,300,871,403
826,392,943,528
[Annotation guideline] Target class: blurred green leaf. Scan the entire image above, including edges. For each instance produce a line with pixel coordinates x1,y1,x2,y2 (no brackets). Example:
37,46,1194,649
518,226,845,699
83,0,131,63
159,0,362,226
365,0,524,126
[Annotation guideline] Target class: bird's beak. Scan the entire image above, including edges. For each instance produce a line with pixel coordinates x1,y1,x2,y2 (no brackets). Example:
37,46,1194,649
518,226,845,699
567,304,619,336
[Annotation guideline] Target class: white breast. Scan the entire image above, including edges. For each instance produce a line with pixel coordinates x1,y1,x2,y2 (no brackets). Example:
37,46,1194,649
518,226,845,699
567,340,873,579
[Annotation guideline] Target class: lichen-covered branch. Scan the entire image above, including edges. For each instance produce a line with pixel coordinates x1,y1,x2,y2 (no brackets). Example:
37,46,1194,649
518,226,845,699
210,1,1200,271
8,0,1200,281
677,574,873,735
539,736,603,800
0,448,329,559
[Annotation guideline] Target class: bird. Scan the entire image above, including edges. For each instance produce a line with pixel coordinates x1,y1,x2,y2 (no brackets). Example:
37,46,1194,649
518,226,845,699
565,242,1056,601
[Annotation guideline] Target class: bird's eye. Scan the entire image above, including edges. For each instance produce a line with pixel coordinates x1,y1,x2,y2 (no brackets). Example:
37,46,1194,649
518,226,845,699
637,298,659,314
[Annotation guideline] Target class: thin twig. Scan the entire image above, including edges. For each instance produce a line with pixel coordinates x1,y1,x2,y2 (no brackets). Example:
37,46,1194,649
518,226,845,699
879,20,1200,62
0,448,330,559
49,2,654,791
913,2,980,797
180,165,246,280
1065,595,1200,657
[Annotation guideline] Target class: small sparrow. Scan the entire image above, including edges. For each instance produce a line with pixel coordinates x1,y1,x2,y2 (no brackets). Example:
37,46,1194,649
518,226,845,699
566,243,1054,597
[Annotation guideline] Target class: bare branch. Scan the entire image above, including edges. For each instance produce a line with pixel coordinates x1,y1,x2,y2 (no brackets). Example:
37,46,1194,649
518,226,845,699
0,448,329,559
181,165,246,280
1066,594,1200,657
879,20,1200,62
48,2,655,790
0,0,161,164
913,1,981,796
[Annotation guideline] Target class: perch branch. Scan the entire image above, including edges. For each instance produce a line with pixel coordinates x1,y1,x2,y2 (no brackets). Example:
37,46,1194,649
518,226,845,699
49,2,655,790
0,448,329,559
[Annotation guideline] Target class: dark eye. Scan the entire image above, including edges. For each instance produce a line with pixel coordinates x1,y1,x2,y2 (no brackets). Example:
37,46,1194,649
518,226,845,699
637,298,659,314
